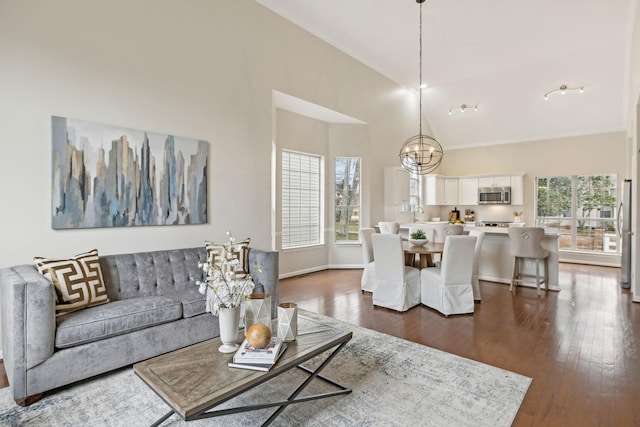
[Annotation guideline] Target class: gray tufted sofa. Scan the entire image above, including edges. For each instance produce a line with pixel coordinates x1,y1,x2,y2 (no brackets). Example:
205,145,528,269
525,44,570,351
0,246,279,406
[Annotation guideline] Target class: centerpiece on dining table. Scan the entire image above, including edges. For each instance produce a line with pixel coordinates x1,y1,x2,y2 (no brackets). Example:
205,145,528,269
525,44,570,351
409,229,429,247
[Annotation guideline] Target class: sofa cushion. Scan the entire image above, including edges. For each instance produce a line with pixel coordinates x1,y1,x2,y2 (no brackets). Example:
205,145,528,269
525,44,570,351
205,238,251,279
33,249,110,316
55,296,182,348
163,287,207,318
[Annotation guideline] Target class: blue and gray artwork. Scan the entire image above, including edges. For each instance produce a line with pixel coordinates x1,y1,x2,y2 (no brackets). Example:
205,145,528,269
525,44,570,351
51,116,208,229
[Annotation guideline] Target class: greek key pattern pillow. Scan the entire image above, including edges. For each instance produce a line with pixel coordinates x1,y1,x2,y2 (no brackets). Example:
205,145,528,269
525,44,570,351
205,238,251,279
33,249,110,316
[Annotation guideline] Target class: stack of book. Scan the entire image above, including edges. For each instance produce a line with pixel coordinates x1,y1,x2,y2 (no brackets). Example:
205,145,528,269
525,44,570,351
228,337,287,371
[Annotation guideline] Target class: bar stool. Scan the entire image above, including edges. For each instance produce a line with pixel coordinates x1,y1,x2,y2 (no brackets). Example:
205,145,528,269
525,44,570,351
507,227,549,296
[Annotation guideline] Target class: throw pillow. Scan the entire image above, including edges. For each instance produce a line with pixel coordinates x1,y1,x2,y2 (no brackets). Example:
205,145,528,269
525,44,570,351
205,238,251,279
33,249,110,316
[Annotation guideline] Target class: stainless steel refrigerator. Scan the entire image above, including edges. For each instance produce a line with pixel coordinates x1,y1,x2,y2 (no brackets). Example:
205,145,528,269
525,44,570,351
618,179,632,288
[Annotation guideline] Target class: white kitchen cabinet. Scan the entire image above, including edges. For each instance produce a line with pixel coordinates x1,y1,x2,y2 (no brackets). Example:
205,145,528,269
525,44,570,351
384,167,410,205
478,175,511,188
458,177,478,205
510,175,524,205
424,175,443,205
424,175,458,205
444,178,459,205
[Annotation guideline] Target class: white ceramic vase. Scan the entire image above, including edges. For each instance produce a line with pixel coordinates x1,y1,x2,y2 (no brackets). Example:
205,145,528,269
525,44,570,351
218,306,241,353
277,302,298,342
243,293,272,336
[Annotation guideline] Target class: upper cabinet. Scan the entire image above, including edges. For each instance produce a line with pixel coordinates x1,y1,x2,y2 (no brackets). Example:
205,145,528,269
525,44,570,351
444,178,459,205
424,175,458,206
458,177,479,205
478,175,511,188
384,167,410,205
478,174,524,205
388,170,524,207
510,175,524,205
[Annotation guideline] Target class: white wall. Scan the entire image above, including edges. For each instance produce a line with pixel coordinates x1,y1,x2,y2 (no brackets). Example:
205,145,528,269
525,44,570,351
0,0,428,354
0,0,421,269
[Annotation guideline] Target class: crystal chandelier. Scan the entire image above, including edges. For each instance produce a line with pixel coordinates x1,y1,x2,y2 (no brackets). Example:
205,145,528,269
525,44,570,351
399,0,443,175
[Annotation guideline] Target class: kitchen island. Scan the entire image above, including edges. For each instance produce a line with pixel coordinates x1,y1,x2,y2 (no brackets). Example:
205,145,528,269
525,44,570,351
465,225,560,292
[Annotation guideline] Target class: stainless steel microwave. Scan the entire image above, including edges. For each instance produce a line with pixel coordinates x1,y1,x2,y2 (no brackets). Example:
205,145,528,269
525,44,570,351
478,187,511,204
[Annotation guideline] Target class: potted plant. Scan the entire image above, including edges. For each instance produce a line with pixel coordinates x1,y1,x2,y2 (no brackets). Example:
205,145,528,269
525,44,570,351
409,229,428,247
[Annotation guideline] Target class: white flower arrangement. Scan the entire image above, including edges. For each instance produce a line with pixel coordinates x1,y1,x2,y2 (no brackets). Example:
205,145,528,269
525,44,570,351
196,231,256,316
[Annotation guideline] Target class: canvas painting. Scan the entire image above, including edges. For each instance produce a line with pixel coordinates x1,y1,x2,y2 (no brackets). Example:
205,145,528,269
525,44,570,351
51,116,208,229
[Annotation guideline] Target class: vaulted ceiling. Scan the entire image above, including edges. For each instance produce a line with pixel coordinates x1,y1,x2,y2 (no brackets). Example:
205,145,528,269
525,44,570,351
256,0,633,149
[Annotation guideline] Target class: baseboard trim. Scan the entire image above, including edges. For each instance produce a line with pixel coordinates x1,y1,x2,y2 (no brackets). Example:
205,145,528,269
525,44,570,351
328,264,363,269
279,264,365,279
279,265,329,279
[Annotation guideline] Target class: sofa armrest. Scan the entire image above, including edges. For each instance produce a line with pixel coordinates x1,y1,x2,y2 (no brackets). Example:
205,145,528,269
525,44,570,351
248,248,279,317
1,265,56,397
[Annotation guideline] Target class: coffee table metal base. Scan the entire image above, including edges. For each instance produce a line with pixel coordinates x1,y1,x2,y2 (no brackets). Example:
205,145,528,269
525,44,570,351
150,340,351,427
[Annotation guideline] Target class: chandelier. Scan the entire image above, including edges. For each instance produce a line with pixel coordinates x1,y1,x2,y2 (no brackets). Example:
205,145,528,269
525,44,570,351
399,0,443,175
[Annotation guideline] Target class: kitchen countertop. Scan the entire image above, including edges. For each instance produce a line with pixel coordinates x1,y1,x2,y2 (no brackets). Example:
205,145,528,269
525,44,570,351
464,224,559,236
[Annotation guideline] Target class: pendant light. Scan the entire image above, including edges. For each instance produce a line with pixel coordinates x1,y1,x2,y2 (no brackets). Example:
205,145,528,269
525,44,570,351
399,0,443,175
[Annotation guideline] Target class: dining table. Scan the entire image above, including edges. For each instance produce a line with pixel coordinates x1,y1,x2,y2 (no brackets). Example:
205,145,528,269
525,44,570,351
402,241,444,269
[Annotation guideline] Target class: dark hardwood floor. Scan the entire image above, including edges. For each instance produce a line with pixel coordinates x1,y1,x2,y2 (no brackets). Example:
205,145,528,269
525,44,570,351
279,264,640,426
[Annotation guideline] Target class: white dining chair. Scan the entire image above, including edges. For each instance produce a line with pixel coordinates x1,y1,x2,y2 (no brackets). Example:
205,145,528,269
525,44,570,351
379,221,400,234
432,224,463,263
359,228,376,293
371,233,421,312
467,230,485,302
508,227,549,295
420,235,477,316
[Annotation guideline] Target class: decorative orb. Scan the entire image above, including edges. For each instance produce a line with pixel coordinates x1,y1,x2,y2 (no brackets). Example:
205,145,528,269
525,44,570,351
246,323,272,349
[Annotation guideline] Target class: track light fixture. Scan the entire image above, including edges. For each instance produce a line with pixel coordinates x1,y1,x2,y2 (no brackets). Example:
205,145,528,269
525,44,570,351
448,104,478,115
544,84,584,100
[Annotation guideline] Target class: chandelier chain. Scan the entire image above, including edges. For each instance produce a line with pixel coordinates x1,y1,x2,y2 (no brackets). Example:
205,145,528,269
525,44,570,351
419,0,422,136
398,0,443,175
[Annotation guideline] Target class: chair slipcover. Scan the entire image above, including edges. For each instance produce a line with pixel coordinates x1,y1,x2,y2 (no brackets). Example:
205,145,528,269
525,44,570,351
379,222,400,234
508,227,550,295
433,224,464,243
421,235,477,316
467,230,486,301
359,228,376,292
432,224,463,263
371,233,421,312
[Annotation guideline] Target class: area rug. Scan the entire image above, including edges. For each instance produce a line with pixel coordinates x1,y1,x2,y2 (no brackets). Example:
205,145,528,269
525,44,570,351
0,310,531,426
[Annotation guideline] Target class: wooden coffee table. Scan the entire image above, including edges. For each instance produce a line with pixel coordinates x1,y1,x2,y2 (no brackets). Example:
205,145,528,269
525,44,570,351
134,314,352,426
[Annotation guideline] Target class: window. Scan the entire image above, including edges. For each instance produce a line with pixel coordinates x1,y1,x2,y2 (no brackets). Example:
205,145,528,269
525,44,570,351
536,174,617,253
281,150,323,249
335,157,361,242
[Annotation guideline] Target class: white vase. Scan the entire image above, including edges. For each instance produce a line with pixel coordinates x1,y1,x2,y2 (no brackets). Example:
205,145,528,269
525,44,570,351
218,306,241,353
243,293,272,336
277,302,298,342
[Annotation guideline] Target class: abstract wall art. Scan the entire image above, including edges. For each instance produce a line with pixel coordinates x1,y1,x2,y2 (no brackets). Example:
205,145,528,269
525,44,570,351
51,116,208,229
